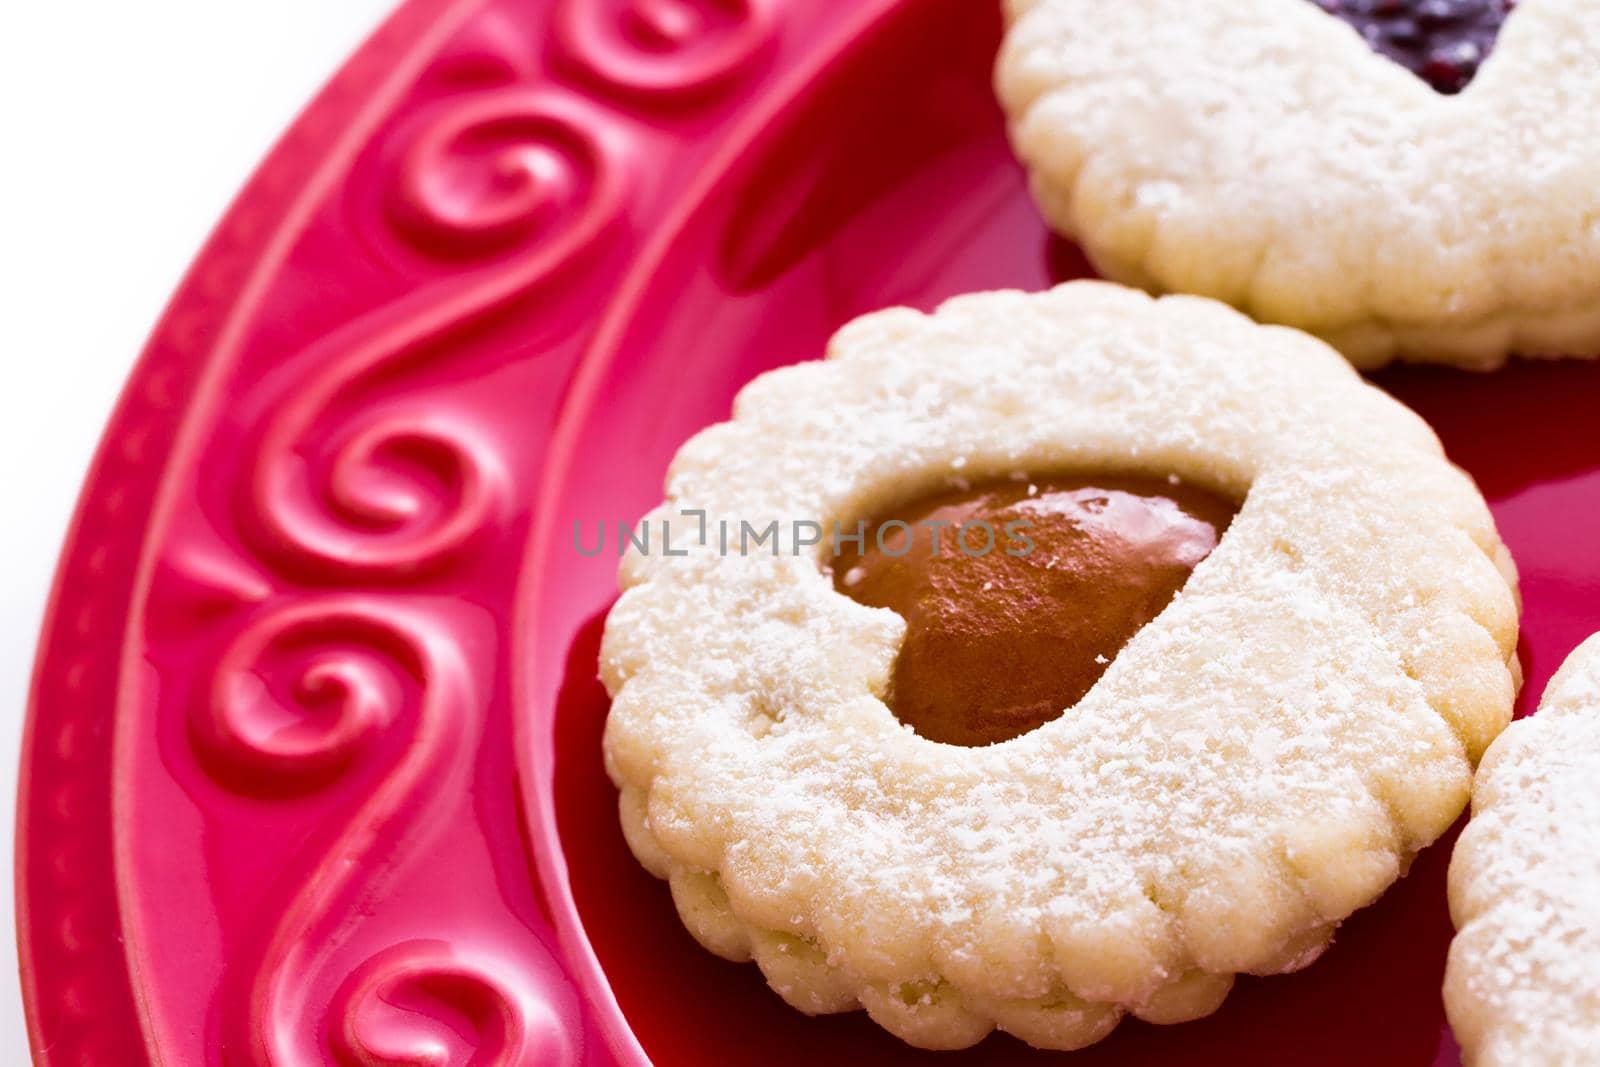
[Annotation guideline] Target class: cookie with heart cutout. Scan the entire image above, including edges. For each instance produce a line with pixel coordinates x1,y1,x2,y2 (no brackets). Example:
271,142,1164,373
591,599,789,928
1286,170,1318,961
996,0,1600,370
1446,633,1600,1066
599,281,1522,1051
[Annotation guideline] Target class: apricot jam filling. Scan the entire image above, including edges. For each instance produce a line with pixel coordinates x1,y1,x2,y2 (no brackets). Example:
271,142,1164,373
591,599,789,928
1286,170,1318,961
832,475,1238,746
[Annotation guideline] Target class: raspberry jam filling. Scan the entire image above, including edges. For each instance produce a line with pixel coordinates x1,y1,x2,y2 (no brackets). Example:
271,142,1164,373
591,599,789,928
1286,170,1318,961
1311,0,1516,94
832,475,1237,747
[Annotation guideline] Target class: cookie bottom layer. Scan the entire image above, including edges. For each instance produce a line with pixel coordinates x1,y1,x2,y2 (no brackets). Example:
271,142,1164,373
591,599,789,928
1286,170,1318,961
620,783,1336,1051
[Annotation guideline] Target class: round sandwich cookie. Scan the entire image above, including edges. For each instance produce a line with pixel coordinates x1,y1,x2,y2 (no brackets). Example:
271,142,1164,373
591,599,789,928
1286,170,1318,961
995,0,1600,371
1447,634,1600,1067
599,282,1521,1050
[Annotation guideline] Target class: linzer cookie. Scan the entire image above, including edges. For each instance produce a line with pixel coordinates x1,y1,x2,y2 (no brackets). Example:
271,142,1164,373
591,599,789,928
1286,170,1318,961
995,0,1600,370
1446,634,1600,1066
599,282,1521,1051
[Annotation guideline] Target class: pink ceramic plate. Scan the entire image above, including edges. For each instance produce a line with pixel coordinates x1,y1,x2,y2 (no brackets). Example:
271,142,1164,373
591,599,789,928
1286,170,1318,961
18,1,1600,1063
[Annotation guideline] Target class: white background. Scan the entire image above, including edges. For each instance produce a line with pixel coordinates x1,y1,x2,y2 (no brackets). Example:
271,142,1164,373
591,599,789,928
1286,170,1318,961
0,1,394,1056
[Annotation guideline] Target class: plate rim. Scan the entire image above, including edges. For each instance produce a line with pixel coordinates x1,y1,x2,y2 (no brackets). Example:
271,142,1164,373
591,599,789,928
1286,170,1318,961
13,0,471,1059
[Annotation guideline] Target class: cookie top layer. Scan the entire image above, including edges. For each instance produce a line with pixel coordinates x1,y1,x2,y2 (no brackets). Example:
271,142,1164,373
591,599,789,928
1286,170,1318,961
997,0,1600,369
601,283,1519,1045
1447,634,1600,1066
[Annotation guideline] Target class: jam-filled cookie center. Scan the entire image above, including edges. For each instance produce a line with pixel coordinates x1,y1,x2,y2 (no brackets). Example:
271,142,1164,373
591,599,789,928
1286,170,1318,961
1309,0,1516,94
832,475,1238,747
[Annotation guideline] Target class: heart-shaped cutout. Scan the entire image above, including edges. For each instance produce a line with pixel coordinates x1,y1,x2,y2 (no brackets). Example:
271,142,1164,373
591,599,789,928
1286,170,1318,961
1311,0,1517,93
833,475,1236,746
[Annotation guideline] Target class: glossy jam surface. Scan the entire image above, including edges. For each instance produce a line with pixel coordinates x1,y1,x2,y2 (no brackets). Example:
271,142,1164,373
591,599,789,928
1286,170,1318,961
831,475,1238,746
1311,0,1516,93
